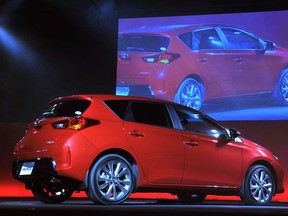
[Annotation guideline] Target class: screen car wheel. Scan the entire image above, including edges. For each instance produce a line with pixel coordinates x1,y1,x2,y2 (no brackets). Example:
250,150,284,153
174,78,204,110
88,154,135,205
274,68,288,105
242,165,275,205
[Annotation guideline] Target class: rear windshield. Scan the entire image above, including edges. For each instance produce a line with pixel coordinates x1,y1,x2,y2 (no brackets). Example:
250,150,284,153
118,35,169,52
40,99,91,118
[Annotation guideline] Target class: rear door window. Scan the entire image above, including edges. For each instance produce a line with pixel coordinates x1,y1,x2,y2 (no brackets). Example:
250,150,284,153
126,101,173,128
193,28,224,50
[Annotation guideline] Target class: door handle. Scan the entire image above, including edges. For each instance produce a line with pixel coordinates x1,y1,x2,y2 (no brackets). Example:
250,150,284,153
234,57,243,64
198,57,208,63
184,140,199,147
129,130,144,137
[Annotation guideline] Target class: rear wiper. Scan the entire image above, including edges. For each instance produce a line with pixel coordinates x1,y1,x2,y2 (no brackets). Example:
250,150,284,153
42,112,57,118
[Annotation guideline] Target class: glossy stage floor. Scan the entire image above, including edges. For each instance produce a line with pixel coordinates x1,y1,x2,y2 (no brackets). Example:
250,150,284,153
1,198,288,216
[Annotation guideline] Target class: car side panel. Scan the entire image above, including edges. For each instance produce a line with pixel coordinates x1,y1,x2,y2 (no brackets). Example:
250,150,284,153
181,131,243,187
123,121,185,184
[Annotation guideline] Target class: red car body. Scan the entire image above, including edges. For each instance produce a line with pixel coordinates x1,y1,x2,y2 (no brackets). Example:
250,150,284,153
12,94,284,205
117,24,288,110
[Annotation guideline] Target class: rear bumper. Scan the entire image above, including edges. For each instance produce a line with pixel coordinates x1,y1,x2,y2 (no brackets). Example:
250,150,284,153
116,84,154,98
12,157,86,190
11,158,58,183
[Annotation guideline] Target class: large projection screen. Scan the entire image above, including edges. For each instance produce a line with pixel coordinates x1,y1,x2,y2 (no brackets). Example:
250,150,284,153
116,10,288,121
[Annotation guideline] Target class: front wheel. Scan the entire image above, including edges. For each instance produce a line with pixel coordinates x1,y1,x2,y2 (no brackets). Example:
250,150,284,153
31,182,74,203
242,165,275,205
174,78,204,110
87,154,135,205
177,193,207,204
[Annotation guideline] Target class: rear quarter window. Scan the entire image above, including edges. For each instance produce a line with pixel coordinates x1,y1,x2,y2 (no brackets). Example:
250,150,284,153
178,32,193,49
104,100,129,119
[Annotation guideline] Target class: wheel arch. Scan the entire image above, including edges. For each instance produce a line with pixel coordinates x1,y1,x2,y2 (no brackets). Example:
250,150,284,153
182,74,206,97
240,160,278,196
273,66,288,101
83,148,139,192
174,74,206,107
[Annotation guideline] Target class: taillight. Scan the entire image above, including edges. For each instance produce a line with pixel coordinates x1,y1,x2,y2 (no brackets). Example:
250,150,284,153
53,117,87,130
68,117,87,130
142,52,180,64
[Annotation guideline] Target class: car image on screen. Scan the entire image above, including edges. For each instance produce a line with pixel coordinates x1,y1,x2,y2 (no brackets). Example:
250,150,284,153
11,94,284,206
116,24,288,111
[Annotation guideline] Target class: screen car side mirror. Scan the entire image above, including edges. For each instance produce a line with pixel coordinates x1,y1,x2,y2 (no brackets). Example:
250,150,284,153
264,40,276,51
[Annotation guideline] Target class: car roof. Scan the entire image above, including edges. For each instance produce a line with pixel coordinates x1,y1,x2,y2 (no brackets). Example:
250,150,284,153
119,24,233,35
49,94,177,106
49,94,208,122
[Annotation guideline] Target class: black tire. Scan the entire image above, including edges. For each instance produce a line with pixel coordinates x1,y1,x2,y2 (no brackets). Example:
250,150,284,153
177,192,207,204
87,154,135,205
273,68,288,105
174,78,204,110
242,165,275,205
31,182,74,203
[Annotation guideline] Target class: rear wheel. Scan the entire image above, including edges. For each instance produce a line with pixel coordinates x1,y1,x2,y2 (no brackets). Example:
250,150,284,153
177,192,207,204
87,154,135,205
174,78,204,110
273,68,288,105
242,165,275,205
31,182,74,203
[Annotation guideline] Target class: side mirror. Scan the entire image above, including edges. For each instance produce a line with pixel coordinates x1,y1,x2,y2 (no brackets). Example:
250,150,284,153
218,128,241,145
181,118,189,125
264,40,276,51
217,128,241,145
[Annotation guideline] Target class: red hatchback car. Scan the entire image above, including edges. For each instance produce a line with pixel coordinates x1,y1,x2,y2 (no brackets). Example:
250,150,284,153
116,24,288,110
12,94,284,205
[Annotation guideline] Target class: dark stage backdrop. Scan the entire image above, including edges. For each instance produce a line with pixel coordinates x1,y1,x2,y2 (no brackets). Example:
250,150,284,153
0,0,288,201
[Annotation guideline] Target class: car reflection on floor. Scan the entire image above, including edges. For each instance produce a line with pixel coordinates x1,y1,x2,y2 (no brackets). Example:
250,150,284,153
0,198,288,216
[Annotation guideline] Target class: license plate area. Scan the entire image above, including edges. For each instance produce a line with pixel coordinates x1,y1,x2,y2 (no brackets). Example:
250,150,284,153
19,161,35,176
